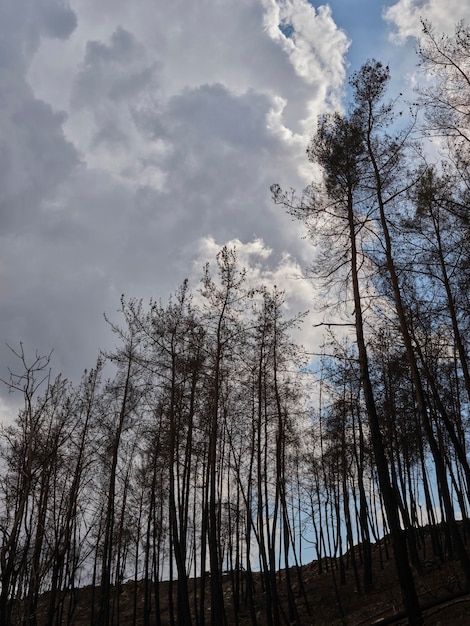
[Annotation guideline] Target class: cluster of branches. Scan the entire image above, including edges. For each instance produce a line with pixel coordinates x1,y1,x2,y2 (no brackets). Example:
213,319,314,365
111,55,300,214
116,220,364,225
1,19,470,626
273,19,470,626
0,250,311,626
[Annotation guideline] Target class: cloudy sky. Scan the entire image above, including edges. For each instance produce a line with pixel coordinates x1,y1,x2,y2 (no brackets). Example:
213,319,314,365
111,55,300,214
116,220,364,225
1,0,469,414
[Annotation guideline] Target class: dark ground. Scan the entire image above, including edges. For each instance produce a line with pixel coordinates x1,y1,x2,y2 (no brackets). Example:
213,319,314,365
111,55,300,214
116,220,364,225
26,530,470,625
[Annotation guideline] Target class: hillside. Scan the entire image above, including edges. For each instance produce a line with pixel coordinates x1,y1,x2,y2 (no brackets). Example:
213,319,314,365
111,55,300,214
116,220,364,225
21,528,470,625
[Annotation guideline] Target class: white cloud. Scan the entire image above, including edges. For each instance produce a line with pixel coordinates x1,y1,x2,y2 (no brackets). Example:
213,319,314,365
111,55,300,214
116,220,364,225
263,0,349,123
193,236,324,348
263,1,349,89
384,0,470,42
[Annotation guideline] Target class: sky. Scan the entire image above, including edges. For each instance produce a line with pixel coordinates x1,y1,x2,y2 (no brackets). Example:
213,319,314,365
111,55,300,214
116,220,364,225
1,0,470,417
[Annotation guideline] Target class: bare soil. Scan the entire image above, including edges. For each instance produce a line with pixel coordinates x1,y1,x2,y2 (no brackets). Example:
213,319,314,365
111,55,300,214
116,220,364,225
25,530,470,625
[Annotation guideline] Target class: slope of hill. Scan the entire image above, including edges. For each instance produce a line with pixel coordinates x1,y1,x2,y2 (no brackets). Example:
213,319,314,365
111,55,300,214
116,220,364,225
21,528,470,625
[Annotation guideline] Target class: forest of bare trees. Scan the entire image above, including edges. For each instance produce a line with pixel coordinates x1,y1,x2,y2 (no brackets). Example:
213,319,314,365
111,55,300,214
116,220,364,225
1,20,470,626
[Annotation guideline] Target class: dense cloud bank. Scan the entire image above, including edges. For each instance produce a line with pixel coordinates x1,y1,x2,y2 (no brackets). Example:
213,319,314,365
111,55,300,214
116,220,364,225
1,0,470,411
0,0,349,392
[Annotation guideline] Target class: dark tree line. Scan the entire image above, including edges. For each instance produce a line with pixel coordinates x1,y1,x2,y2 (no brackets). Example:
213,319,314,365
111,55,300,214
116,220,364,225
2,19,470,626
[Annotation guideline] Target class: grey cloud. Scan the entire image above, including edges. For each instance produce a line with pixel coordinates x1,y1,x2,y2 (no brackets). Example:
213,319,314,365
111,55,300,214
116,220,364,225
133,83,303,250
0,0,79,236
40,2,77,39
91,121,129,148
0,168,137,381
0,0,76,70
4,82,300,375
0,245,113,382
73,28,157,108
85,28,144,64
0,0,344,404
0,92,79,230
70,27,159,153
166,84,272,148
59,82,305,295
